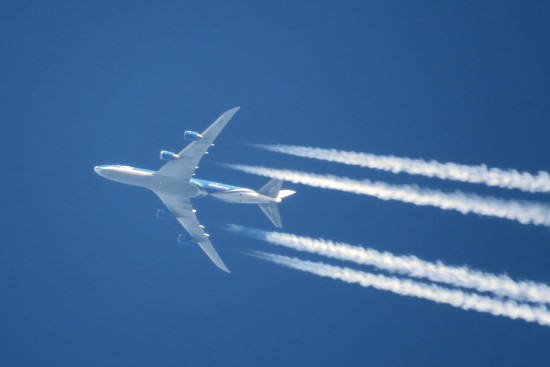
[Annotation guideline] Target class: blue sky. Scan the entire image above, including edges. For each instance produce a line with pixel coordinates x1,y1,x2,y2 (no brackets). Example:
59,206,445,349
2,1,550,366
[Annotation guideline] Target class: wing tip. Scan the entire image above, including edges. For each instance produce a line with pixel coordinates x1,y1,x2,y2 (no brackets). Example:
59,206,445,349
224,106,240,115
217,262,231,273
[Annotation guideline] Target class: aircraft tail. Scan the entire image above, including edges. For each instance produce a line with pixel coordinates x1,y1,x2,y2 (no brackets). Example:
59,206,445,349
258,179,296,228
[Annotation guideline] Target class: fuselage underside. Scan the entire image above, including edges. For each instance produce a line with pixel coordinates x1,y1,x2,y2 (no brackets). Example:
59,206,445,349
93,164,279,205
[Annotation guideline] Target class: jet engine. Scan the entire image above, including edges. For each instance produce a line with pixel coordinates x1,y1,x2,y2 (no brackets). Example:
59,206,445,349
160,150,180,161
156,209,172,220
184,130,204,141
178,233,193,245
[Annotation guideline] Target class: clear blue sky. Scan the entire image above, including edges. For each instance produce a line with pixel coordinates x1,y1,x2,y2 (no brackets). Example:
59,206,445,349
2,1,550,366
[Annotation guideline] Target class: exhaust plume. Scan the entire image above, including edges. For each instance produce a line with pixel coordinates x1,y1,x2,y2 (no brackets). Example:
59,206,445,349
253,144,550,194
226,164,550,227
251,251,550,327
226,224,550,304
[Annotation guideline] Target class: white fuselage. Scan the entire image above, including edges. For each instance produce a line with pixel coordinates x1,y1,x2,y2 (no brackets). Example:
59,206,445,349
93,165,279,205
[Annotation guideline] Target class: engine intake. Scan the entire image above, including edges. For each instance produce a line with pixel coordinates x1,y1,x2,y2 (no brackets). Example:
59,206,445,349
184,131,204,141
160,150,180,161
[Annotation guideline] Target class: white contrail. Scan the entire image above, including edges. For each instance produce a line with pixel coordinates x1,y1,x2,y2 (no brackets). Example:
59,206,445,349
227,224,550,304
253,144,550,194
252,251,550,327
226,164,550,227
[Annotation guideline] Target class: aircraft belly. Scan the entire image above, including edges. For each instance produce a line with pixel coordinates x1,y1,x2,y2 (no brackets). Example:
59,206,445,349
152,176,200,197
98,169,153,188
210,191,272,204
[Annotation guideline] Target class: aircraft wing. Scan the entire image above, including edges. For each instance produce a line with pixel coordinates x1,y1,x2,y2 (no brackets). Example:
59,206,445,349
156,107,240,181
153,192,230,273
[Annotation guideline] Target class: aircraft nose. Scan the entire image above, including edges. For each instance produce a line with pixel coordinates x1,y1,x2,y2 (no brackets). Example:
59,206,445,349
94,166,103,175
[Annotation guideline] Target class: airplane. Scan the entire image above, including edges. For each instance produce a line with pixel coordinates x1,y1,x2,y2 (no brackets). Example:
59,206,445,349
94,107,295,273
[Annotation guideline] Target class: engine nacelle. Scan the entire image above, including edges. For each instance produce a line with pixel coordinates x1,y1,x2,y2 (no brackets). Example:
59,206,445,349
184,131,204,141
178,233,193,245
156,209,172,220
160,150,180,161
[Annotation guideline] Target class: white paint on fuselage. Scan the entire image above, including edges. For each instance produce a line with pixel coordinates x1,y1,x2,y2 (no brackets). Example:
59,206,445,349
94,165,154,187
94,165,278,205
210,189,278,204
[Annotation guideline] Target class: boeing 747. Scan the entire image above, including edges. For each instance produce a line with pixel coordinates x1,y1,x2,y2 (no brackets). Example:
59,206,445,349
94,107,295,272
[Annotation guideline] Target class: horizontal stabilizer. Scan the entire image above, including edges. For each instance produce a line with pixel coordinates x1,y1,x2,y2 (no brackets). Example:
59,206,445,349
259,203,283,228
258,179,295,228
259,178,284,198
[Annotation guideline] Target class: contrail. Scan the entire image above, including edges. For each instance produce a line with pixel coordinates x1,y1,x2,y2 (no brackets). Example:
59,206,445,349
226,164,550,227
252,144,550,194
226,224,550,304
251,251,550,327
